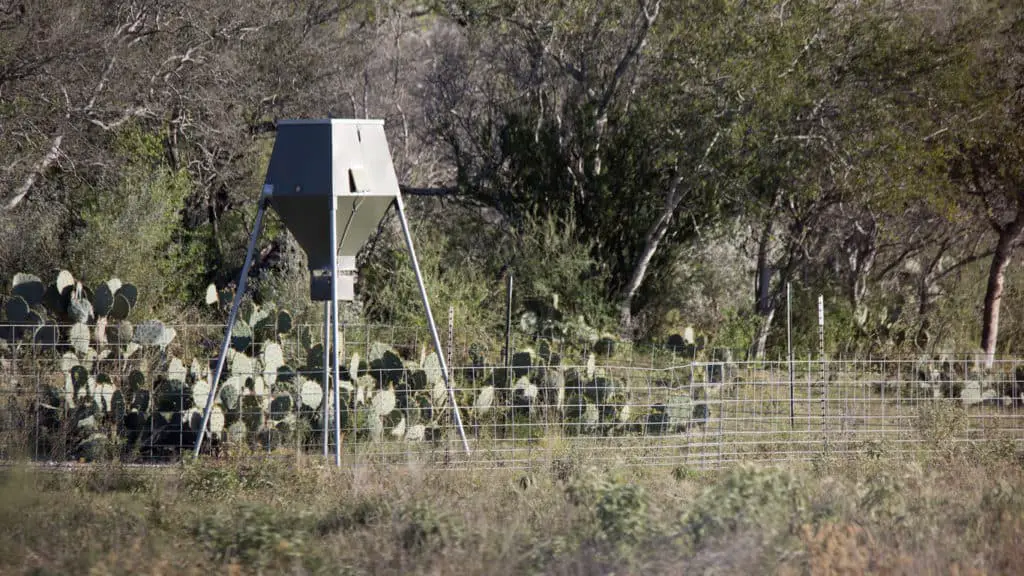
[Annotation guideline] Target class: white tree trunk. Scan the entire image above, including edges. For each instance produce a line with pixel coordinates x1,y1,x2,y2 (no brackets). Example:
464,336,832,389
618,171,686,333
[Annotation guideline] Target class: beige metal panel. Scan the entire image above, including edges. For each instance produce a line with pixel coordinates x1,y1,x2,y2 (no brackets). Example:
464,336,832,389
352,121,401,196
335,194,394,257
330,121,363,195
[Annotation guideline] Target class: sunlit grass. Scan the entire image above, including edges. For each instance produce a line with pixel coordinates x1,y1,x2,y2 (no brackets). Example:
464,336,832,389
1,439,1022,575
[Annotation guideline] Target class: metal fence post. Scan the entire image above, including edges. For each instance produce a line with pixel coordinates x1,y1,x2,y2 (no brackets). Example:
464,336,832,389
788,282,795,429
819,295,827,449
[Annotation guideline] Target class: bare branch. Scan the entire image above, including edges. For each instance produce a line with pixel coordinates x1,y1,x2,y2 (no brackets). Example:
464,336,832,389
87,107,155,131
4,134,63,210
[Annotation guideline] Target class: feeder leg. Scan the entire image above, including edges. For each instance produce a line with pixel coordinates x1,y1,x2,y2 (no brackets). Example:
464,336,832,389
193,197,269,459
394,195,470,454
322,301,330,457
330,193,343,467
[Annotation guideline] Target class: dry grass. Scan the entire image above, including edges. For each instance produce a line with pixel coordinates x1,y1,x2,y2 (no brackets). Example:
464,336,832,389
0,440,1022,576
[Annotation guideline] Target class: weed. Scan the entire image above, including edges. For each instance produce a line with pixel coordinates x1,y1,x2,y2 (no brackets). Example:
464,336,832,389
566,470,653,545
397,500,463,553
193,502,311,569
916,401,968,449
1,446,1022,575
317,495,392,535
550,448,583,483
681,464,808,546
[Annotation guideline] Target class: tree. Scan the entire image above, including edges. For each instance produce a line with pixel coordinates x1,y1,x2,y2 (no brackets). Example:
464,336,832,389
421,0,742,334
0,0,399,305
930,2,1024,366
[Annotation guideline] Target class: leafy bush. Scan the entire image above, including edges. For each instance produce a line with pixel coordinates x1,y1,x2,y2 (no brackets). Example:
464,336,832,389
915,401,968,449
316,495,392,535
680,464,807,546
193,502,311,569
181,461,242,498
397,500,463,553
72,124,206,315
566,470,653,545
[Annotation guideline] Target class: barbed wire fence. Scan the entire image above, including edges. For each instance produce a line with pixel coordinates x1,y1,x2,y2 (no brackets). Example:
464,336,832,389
0,320,1022,469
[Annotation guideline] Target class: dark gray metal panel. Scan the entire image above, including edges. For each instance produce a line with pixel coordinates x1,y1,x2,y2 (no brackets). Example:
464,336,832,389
263,122,333,196
268,195,333,269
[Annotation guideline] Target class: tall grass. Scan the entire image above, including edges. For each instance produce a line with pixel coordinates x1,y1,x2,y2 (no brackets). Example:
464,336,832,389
0,440,1021,575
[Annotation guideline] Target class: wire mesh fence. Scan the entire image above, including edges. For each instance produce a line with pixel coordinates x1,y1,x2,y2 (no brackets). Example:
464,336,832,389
1,321,1022,469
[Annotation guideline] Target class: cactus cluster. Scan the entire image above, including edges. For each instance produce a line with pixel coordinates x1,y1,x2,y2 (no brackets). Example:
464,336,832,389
454,340,708,438
1,272,150,348
1,272,719,462
0,271,190,459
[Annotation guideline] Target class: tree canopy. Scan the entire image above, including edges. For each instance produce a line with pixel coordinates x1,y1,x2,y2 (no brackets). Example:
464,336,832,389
2,0,1023,357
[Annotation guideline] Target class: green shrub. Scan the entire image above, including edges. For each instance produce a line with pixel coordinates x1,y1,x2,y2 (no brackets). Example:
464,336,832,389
566,470,653,545
72,124,208,316
397,500,463,553
193,502,310,569
316,495,392,535
80,464,150,495
857,469,912,524
680,464,807,546
180,461,240,498
915,401,968,449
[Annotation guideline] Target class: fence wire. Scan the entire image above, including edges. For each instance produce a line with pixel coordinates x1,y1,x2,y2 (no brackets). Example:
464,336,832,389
0,323,1022,469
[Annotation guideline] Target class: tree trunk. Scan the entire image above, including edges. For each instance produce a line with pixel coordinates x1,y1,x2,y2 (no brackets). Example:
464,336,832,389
750,217,777,359
851,244,876,334
618,131,719,335
618,171,686,334
752,304,777,361
981,225,1023,368
756,219,773,316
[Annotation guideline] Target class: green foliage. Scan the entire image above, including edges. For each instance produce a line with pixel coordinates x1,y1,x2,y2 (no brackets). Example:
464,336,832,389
194,502,310,569
509,211,616,333
72,124,207,316
317,495,392,534
397,500,463,553
361,206,503,345
681,464,807,546
708,308,757,357
916,401,969,450
566,470,652,545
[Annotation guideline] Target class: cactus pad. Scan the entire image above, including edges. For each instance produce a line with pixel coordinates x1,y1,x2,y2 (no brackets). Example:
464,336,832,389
204,283,219,305
4,295,29,323
92,284,114,317
371,389,397,417
422,352,443,386
300,379,323,410
276,310,293,334
167,357,187,383
12,273,45,306
220,377,242,410
474,386,495,416
115,283,138,308
69,323,91,355
109,294,132,321
230,319,253,353
192,380,212,410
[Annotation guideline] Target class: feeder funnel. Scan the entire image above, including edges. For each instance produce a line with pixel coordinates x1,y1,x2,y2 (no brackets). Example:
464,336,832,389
263,119,400,271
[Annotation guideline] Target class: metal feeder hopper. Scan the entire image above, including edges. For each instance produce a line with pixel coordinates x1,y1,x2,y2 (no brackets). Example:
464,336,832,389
192,119,469,464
